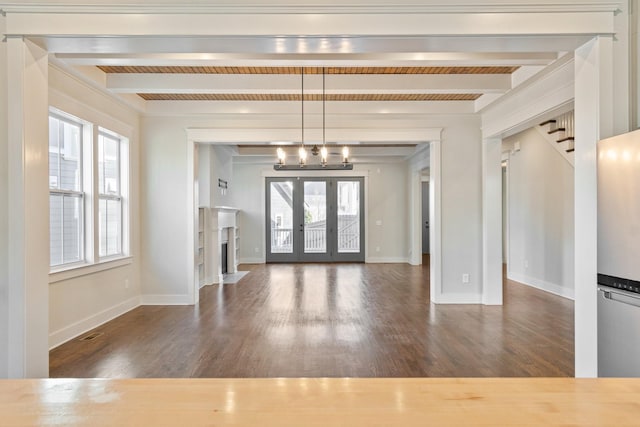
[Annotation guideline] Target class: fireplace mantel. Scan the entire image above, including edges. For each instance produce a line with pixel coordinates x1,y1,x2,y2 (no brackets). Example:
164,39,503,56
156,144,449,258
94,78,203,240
199,207,240,287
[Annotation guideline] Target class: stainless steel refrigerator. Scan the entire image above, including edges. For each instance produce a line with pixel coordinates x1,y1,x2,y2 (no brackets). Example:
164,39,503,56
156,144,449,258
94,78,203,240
598,128,640,377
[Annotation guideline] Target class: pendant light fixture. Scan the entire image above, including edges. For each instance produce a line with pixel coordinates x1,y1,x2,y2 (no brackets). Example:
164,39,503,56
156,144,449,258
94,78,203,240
299,66,307,165
320,67,329,166
275,66,353,170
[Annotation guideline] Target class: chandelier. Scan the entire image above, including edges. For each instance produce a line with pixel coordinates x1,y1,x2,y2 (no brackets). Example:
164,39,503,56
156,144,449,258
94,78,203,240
274,67,353,170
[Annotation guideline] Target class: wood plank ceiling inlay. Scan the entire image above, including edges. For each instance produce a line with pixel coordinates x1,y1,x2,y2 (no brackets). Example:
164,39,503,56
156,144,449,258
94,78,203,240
138,93,482,101
98,66,519,75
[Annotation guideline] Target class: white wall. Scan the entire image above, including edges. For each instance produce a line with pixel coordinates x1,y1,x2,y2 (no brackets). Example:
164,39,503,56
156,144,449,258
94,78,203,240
230,161,409,263
365,162,408,262
0,15,9,377
210,146,234,207
141,118,190,298
504,127,574,299
47,64,142,348
197,144,234,208
230,163,265,263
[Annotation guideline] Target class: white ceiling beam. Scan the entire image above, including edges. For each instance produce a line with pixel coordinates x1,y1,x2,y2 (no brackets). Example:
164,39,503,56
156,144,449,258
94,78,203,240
5,12,614,37
186,127,442,143
144,100,475,116
0,1,622,15
56,52,560,67
106,73,511,94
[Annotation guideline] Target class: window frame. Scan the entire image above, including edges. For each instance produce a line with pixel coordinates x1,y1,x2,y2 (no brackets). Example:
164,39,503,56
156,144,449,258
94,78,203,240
98,129,126,260
48,112,86,269
48,107,132,277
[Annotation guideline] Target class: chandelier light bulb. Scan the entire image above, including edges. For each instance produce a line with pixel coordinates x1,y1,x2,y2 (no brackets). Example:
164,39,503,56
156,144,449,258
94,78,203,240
276,147,286,164
342,146,350,163
320,146,328,164
299,146,307,164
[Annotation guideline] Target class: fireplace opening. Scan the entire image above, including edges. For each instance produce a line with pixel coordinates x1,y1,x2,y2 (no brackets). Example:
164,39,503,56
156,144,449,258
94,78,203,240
221,242,228,275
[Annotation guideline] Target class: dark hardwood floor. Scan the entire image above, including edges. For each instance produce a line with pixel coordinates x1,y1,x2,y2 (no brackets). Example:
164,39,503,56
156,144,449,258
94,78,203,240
50,257,574,378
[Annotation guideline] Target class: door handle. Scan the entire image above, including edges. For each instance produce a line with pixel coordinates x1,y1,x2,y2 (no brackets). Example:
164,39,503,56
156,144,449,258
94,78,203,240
299,224,304,232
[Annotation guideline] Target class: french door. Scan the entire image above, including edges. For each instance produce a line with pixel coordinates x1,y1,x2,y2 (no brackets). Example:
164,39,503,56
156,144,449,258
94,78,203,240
266,177,364,263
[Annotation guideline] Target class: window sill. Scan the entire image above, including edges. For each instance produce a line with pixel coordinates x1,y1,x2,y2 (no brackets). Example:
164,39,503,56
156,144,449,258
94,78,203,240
49,256,133,284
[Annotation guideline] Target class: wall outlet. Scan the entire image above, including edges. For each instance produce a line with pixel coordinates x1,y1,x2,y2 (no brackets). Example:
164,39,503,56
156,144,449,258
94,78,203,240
375,220,382,226
375,246,380,252
462,274,470,284
254,247,259,253
124,279,130,289
524,259,529,268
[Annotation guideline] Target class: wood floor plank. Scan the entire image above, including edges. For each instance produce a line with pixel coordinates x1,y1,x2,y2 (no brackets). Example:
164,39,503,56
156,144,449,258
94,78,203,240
49,260,574,377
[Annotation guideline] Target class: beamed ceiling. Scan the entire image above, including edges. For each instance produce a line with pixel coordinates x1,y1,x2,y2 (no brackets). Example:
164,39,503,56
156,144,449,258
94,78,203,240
81,59,550,163
17,3,596,161
98,65,517,102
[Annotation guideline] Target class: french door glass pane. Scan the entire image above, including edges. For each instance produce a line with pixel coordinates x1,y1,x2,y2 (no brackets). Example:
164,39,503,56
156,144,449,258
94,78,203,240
337,181,360,253
270,181,294,253
304,181,327,253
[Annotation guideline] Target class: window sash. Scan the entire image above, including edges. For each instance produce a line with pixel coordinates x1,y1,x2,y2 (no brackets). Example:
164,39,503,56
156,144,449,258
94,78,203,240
49,114,83,193
98,195,123,258
99,131,121,196
50,190,85,267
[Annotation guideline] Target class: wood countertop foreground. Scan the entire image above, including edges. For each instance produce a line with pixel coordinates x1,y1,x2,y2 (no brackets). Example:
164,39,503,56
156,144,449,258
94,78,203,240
1,378,640,426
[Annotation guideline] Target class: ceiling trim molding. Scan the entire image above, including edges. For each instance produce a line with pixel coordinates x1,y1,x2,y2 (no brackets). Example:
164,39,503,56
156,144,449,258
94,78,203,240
0,2,622,15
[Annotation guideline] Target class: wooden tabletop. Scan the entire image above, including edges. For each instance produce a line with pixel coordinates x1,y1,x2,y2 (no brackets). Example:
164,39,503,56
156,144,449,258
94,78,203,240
2,378,640,426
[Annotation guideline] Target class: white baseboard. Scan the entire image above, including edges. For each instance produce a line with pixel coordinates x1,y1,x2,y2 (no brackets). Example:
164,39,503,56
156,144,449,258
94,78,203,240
508,271,574,300
366,257,409,264
140,294,193,305
49,296,140,350
432,293,482,304
238,257,264,264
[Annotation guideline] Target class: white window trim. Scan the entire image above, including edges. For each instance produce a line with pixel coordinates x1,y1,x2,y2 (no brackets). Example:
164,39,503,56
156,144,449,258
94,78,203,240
97,128,130,260
48,107,132,278
49,256,133,284
49,111,87,268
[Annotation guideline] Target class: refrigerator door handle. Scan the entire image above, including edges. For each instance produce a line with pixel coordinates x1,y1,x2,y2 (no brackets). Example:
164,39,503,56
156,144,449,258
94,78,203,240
601,289,640,308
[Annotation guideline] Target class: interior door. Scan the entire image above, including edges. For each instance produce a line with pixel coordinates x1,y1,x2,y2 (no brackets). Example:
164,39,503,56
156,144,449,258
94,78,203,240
266,177,364,263
422,181,430,254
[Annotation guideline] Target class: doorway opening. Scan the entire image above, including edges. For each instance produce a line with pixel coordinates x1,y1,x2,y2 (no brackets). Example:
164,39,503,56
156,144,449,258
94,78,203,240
265,176,365,263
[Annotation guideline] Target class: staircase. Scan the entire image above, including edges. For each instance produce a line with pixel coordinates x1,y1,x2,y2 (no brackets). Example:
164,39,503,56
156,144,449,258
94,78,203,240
536,111,575,167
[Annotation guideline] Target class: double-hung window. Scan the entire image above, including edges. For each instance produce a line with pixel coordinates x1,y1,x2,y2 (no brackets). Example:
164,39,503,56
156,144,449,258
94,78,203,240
98,131,124,258
49,108,130,272
49,114,84,267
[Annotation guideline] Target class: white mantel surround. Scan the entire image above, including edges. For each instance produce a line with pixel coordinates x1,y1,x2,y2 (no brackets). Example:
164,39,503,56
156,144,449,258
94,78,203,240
210,207,239,285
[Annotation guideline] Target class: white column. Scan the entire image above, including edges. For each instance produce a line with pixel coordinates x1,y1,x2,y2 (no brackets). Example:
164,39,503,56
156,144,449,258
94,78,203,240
0,15,9,378
574,36,614,378
482,138,503,305
429,140,442,303
408,170,422,266
6,38,50,378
